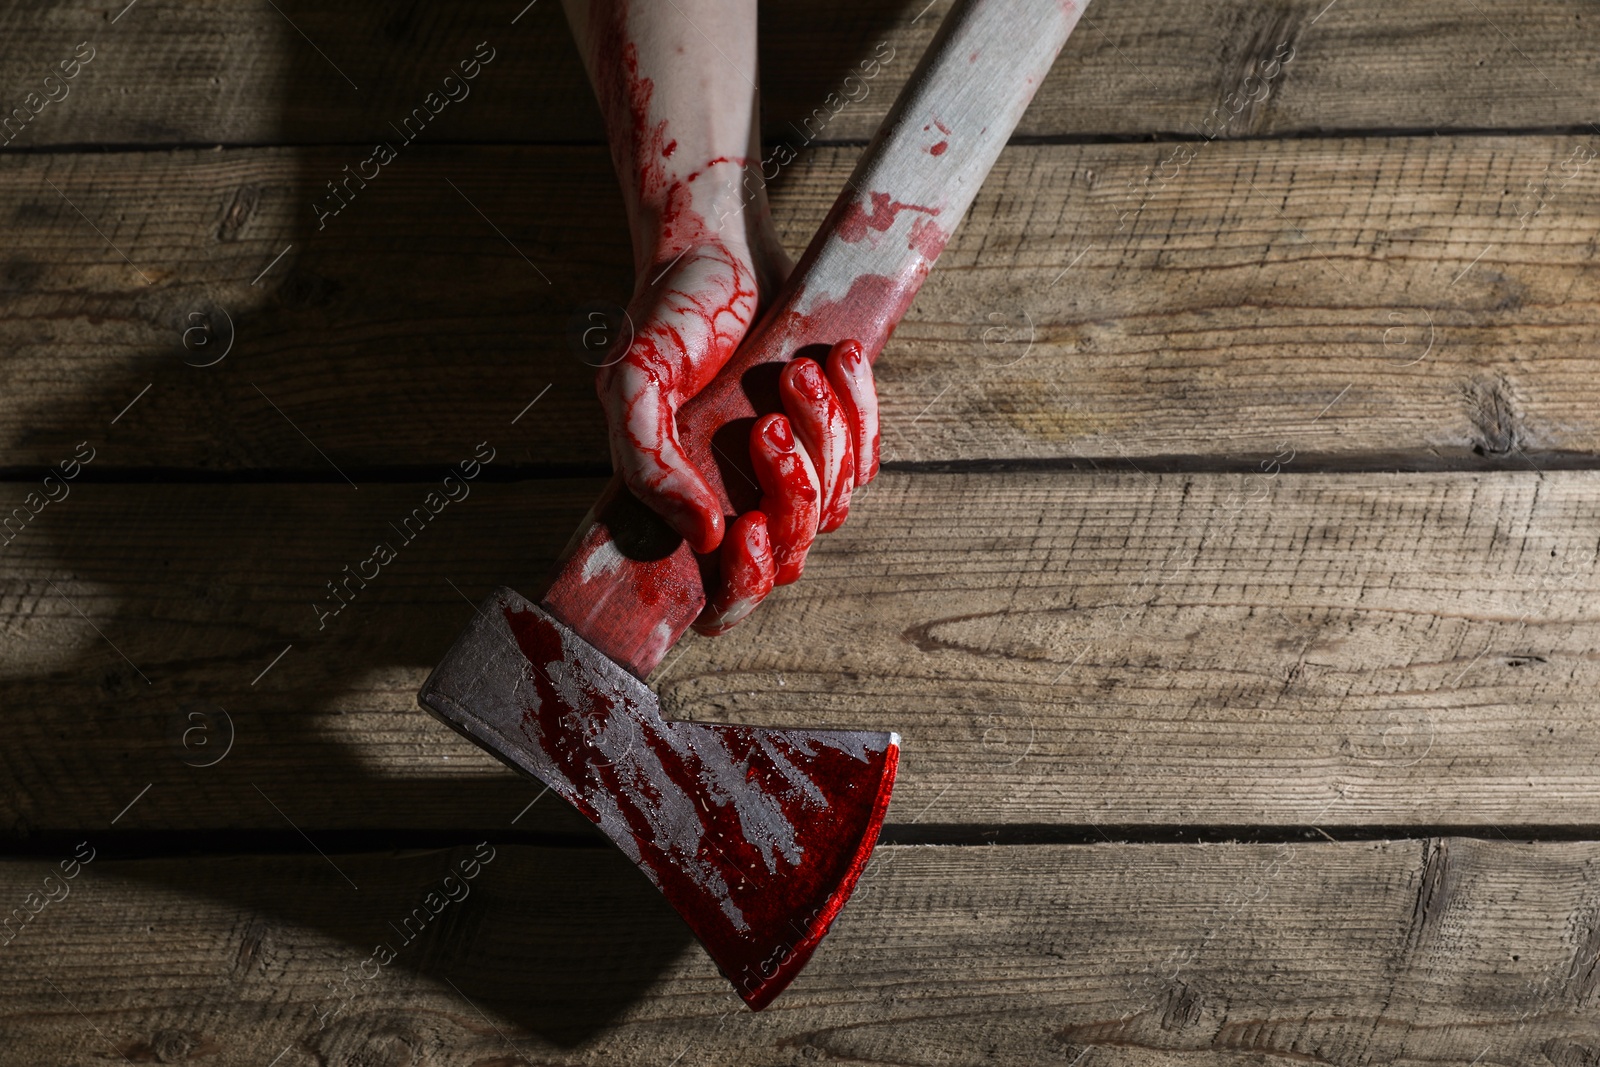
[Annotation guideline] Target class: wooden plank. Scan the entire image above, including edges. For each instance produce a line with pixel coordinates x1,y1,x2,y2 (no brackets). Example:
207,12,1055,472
2,839,1599,1064
4,471,1599,833
3,135,1597,470
764,0,1600,142
2,1,1593,145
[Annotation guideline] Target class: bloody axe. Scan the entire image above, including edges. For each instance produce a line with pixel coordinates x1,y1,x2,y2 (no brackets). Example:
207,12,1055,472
420,0,1088,1010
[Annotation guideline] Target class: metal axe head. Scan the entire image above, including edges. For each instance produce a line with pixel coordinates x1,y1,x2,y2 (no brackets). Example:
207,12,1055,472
419,587,899,1010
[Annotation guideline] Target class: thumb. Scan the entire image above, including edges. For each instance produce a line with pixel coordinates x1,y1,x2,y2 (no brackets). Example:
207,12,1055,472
600,364,726,554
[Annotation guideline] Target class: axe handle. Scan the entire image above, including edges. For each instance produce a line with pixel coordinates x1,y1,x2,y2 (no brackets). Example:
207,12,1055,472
542,0,1087,678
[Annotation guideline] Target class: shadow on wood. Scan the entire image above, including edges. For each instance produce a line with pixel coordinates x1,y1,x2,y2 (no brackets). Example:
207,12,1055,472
0,0,932,1040
107,846,698,1049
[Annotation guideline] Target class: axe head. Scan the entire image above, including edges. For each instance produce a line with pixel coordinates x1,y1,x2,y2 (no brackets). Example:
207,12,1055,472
419,587,898,1010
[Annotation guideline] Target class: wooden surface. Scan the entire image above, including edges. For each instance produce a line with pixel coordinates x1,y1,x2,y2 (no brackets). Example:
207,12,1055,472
5,473,1600,835
6,136,1600,470
0,0,1594,144
4,0,1598,1063
7,840,1600,1065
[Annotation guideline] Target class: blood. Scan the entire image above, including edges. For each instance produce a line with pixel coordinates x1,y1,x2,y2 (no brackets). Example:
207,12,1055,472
505,604,619,824
501,602,898,1008
782,359,854,532
698,511,773,635
547,5,954,675
540,479,706,678
837,190,941,244
929,140,948,156
586,3,761,558
908,215,948,260
751,413,820,584
777,268,930,365
824,339,879,485
684,155,750,183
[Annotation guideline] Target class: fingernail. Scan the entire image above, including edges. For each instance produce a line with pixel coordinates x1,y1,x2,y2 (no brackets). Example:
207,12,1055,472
761,415,794,450
787,359,828,401
833,339,864,367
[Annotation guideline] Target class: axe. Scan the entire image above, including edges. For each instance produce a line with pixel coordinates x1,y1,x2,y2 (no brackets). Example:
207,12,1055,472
421,0,1087,1010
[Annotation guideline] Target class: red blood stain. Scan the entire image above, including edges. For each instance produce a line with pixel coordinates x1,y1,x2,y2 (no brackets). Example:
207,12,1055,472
781,358,855,533
783,268,928,372
541,483,705,677
501,602,897,1009
588,4,731,264
837,191,940,244
685,155,749,183
933,119,951,135
908,215,948,261
929,140,948,156
750,412,820,584
583,3,761,568
698,510,774,636
825,339,879,485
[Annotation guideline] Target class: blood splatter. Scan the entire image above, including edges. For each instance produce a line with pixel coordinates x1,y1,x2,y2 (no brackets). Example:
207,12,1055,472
825,339,879,485
499,600,898,1009
908,215,948,260
780,358,855,534
837,190,941,244
749,412,821,584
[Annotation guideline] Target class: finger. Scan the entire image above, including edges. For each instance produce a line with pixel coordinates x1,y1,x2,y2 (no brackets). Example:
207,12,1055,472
749,412,820,585
599,362,725,554
825,338,879,485
780,357,855,533
694,511,776,636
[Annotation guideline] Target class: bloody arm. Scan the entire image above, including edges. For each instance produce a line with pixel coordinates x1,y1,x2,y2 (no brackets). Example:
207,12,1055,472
560,0,879,633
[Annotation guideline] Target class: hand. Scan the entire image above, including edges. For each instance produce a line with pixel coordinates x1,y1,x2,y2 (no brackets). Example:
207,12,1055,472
596,236,761,556
567,0,880,635
598,244,881,636
695,338,880,636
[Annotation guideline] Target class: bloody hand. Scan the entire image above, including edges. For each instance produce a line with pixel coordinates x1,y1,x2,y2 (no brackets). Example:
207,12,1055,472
696,339,881,635
595,237,758,556
566,0,881,635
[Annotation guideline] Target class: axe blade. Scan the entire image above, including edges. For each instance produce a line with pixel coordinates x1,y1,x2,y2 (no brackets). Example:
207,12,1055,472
419,587,898,1009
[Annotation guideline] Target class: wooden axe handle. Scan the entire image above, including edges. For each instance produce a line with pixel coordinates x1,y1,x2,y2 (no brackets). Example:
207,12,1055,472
542,0,1087,677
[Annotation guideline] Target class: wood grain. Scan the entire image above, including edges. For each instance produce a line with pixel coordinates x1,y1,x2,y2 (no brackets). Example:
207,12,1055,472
3,839,1599,1065
0,0,1592,145
8,0,1594,1047
3,135,1596,471
4,471,1598,834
